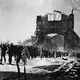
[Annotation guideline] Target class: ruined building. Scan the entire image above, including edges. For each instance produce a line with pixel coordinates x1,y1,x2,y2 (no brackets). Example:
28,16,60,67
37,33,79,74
33,10,80,51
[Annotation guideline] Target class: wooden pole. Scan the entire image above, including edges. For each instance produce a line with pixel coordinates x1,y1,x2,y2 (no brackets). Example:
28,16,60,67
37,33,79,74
16,58,20,80
24,65,26,80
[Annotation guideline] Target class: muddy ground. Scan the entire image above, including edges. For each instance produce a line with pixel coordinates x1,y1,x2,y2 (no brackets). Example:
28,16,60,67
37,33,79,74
0,57,80,80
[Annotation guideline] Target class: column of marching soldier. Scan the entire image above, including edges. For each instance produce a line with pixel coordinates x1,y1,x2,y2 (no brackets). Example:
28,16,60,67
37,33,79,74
0,42,73,65
0,43,27,64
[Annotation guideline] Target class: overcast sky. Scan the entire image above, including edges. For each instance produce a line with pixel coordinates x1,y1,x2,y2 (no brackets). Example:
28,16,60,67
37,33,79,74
0,0,80,44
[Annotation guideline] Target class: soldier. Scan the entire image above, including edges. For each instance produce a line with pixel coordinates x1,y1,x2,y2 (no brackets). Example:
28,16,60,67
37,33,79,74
21,46,30,65
0,46,2,63
0,44,7,64
39,47,43,59
15,45,24,63
7,43,15,64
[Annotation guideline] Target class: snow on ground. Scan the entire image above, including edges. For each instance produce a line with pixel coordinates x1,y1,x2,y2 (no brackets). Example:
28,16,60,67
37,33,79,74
0,57,77,73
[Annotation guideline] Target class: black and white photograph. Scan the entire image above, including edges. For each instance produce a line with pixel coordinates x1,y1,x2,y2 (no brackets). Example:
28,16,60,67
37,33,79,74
0,0,80,80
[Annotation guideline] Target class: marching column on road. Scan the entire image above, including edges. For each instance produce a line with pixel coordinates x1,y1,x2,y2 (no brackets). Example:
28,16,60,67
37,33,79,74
0,42,80,64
